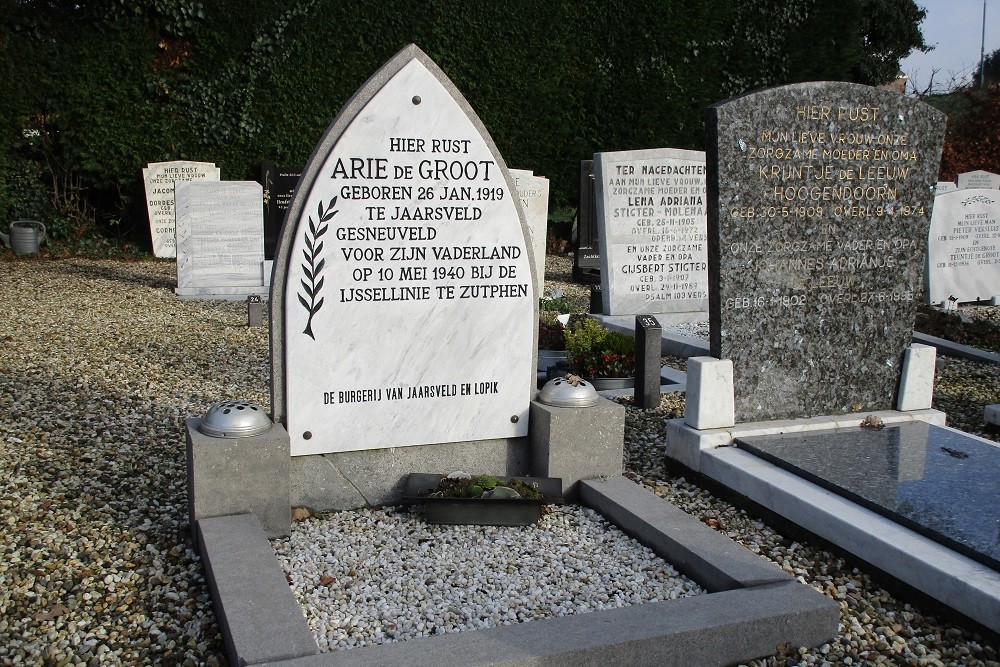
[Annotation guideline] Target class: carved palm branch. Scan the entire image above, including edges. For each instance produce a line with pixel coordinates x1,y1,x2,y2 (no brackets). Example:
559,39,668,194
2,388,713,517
298,197,338,339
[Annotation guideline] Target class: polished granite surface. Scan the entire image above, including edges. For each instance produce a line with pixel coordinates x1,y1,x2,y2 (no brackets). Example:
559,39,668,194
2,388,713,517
737,422,999,570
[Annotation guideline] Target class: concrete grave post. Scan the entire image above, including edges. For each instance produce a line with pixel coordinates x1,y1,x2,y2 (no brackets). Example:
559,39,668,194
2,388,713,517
635,315,662,409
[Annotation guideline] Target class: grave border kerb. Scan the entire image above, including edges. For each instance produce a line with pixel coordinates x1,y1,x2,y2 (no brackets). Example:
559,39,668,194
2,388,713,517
197,475,838,666
269,43,538,428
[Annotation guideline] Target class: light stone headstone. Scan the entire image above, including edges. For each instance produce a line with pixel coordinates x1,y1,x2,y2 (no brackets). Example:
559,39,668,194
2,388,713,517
935,181,957,195
956,170,1000,191
595,147,708,315
510,169,550,296
926,189,1000,304
174,181,267,299
142,161,220,258
707,81,945,422
271,45,535,456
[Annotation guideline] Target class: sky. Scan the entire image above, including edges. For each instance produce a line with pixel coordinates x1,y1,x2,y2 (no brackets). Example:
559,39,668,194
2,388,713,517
899,0,1000,94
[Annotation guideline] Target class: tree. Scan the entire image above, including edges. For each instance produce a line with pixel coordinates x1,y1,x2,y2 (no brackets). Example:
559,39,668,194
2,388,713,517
939,84,1000,180
851,0,929,85
972,47,1000,88
0,0,931,249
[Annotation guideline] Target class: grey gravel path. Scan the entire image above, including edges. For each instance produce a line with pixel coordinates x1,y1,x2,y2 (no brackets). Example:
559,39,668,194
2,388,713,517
0,255,997,666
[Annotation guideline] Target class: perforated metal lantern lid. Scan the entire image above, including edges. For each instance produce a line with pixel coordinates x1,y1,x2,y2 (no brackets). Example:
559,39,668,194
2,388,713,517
199,400,272,438
537,374,600,408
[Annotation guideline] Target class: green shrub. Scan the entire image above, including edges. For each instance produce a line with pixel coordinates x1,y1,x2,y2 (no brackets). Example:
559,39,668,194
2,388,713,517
0,0,927,251
565,318,636,378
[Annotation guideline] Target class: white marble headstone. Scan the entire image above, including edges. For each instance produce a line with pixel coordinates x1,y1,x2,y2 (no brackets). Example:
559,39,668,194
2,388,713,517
142,161,220,258
273,45,535,456
957,170,1000,190
935,181,957,196
174,181,267,298
595,147,708,315
926,189,1000,304
510,169,550,296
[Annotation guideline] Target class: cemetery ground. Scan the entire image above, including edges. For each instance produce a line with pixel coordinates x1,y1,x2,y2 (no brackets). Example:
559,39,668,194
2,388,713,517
0,253,997,666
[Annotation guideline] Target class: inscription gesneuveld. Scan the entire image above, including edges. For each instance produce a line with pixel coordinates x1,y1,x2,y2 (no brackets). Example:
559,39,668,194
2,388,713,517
720,102,930,311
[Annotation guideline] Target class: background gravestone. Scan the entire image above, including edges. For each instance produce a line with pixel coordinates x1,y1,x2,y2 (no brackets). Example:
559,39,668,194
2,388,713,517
595,147,708,315
142,161,220,258
956,170,1000,191
573,160,602,284
707,81,945,422
271,44,535,457
935,181,957,195
926,189,1000,304
258,163,302,260
510,169,550,297
175,181,268,299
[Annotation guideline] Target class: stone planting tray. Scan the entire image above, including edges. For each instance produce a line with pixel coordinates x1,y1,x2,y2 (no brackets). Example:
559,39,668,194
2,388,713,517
402,473,563,526
197,475,837,666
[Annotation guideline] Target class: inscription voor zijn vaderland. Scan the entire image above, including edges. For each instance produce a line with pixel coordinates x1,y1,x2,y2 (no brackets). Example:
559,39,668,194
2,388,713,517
707,81,945,422
275,46,534,456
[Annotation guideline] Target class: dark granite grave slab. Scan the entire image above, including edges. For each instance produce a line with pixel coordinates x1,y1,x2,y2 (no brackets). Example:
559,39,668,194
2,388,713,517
258,163,301,260
707,82,946,422
737,422,999,570
574,159,602,285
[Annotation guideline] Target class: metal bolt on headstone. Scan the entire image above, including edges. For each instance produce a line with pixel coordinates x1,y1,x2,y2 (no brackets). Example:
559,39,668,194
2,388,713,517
247,294,263,327
635,315,662,409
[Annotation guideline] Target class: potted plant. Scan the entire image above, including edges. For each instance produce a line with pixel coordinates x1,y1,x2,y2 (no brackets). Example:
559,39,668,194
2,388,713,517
564,318,636,390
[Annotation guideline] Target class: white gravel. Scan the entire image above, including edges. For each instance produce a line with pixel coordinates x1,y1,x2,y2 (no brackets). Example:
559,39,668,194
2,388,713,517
0,254,997,666
274,504,703,652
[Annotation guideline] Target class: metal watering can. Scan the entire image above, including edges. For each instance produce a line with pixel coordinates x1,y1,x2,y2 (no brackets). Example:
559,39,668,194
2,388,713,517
0,220,47,255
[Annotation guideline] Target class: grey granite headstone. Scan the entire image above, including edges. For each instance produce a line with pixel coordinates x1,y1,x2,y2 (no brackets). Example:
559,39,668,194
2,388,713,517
595,147,708,315
926,189,1000,304
956,170,1000,190
707,81,945,422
